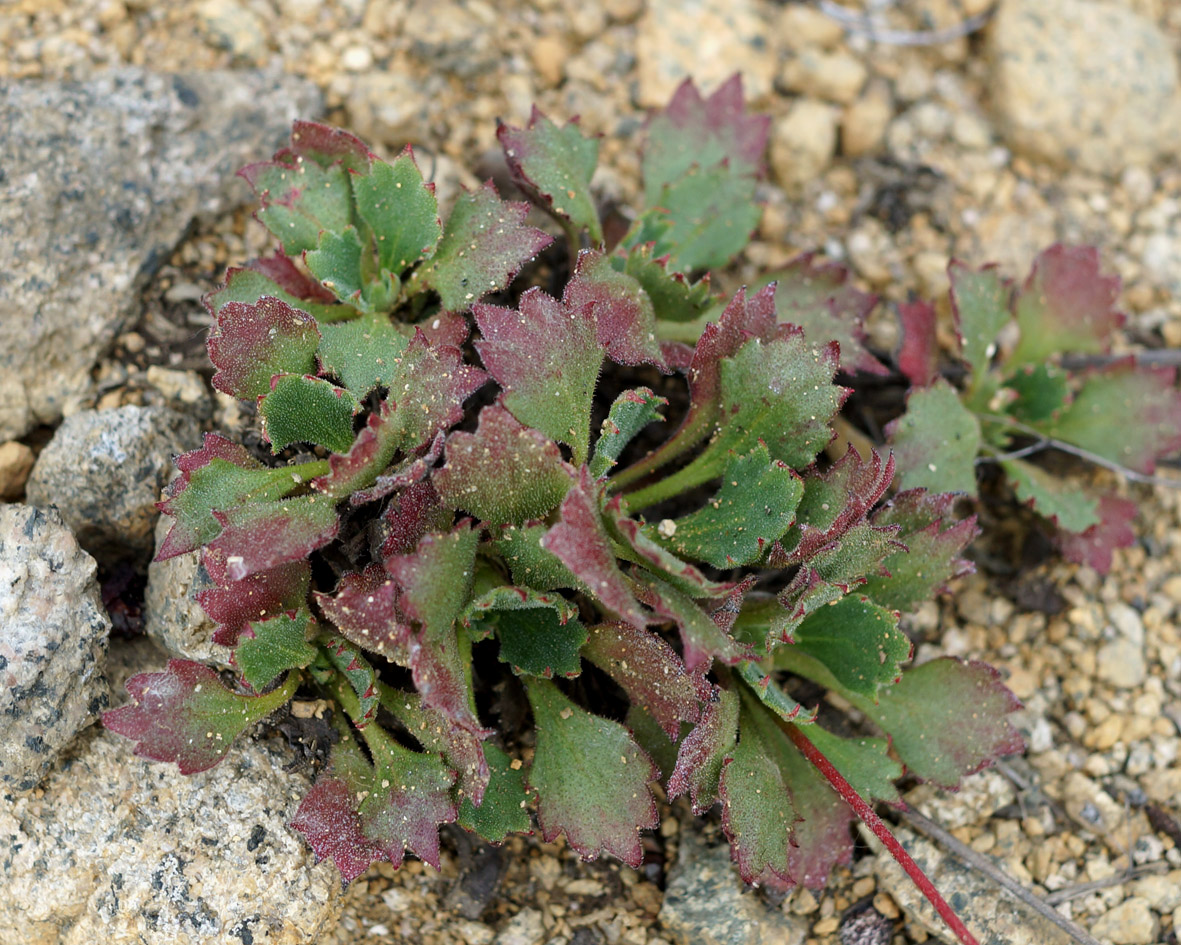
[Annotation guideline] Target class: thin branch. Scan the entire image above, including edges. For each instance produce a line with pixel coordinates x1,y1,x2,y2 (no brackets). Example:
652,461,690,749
976,414,1181,488
898,805,1107,945
817,0,995,46
786,724,982,945
1043,862,1167,906
1059,349,1181,371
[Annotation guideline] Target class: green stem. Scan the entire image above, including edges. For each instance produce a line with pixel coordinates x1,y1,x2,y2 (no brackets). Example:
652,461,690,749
621,449,717,512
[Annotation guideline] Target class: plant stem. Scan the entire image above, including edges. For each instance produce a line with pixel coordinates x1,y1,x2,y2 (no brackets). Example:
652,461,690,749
785,723,982,945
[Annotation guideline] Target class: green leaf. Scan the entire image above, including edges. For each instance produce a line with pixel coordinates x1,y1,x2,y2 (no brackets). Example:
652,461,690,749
654,444,803,568
1003,363,1069,424
434,405,571,525
949,261,1010,383
461,585,586,678
718,703,795,887
642,74,769,202
525,678,659,868
156,435,316,560
620,244,715,324
861,491,978,612
353,148,442,276
667,685,740,813
628,330,842,506
632,166,760,273
590,387,668,480
493,523,583,592
1041,361,1181,474
1001,458,1100,533
639,577,752,675
1009,245,1122,367
207,297,321,401
305,225,369,307
241,157,353,256
856,658,1024,789
475,288,602,461
458,743,531,843
888,379,981,495
316,312,412,397
499,108,603,243
790,595,911,700
259,374,359,454
411,182,552,312
805,726,900,804
318,636,381,728
235,609,318,690
206,265,357,324
104,660,297,774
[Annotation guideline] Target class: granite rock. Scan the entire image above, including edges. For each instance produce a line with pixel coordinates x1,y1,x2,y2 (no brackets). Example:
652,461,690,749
0,67,321,440
0,635,343,945
0,441,35,500
142,511,231,668
988,0,1181,175
872,825,1073,945
0,504,110,794
25,405,201,562
659,827,807,945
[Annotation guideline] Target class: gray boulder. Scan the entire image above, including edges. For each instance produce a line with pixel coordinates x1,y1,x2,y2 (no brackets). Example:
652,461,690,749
0,67,321,440
25,405,202,562
0,636,344,945
0,504,110,794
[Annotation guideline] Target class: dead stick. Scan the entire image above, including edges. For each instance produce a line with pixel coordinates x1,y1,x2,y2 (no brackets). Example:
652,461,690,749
898,805,1107,945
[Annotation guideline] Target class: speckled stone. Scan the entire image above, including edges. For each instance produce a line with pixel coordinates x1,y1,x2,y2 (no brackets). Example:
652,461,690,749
142,511,232,668
873,825,1073,945
987,0,1181,174
635,0,776,107
25,405,201,562
0,67,321,440
0,504,110,794
659,827,807,945
0,635,343,945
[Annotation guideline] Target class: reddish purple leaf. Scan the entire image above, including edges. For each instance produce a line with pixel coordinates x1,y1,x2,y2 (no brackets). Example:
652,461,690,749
1010,244,1123,366
286,119,373,170
434,404,571,524
772,254,886,376
350,432,445,506
386,524,490,737
541,469,648,631
390,330,489,453
245,253,339,303
475,287,603,458
314,565,412,664
104,659,297,774
208,494,340,581
207,296,321,401
636,577,754,675
583,622,700,739
642,74,769,203
198,550,311,648
667,684,740,813
291,731,457,884
786,447,896,565
156,433,303,561
1054,493,1138,574
311,400,401,499
378,480,450,559
897,299,939,388
565,250,667,369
